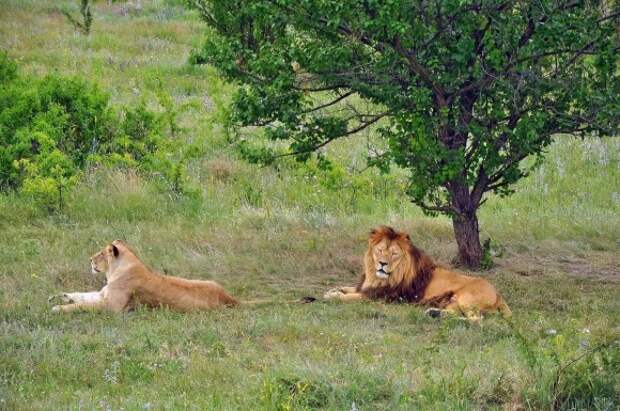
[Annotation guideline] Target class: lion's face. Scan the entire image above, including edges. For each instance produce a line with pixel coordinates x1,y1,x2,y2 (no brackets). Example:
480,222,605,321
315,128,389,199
371,239,407,280
364,226,414,286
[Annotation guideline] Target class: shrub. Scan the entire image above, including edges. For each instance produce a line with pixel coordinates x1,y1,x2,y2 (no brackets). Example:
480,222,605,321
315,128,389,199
0,54,113,194
100,101,199,196
0,54,196,210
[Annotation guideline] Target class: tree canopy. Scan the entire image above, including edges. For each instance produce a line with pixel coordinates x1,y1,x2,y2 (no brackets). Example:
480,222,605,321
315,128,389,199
190,0,620,268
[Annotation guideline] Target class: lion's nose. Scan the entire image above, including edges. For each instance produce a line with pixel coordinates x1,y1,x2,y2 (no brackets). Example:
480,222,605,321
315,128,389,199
379,261,388,267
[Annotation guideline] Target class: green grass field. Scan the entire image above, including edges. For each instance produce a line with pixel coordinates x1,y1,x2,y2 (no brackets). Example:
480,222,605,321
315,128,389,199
1,1,619,410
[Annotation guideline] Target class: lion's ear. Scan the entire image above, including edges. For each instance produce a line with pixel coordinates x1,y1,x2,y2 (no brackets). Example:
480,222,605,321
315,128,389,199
111,244,120,258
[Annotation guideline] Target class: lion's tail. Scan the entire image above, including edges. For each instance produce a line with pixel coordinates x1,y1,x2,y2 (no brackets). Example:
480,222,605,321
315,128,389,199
221,293,240,306
495,295,512,318
242,296,317,305
241,299,274,305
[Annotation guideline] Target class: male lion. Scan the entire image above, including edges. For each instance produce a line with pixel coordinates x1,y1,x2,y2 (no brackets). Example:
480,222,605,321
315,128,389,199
52,240,238,313
324,226,511,321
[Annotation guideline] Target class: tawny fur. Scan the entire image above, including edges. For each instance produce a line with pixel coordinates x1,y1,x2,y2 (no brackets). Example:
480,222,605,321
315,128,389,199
52,240,238,313
324,226,511,320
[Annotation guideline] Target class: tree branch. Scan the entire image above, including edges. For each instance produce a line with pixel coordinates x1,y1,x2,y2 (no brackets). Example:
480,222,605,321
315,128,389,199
270,112,389,159
417,201,455,214
250,91,356,127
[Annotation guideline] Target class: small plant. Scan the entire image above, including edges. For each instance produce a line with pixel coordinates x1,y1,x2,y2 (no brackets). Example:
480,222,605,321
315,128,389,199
155,79,185,138
480,238,494,270
14,142,78,212
62,0,93,35
511,322,619,410
260,374,331,410
480,238,506,270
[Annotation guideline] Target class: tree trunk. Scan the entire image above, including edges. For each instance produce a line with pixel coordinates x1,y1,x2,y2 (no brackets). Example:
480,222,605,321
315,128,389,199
447,181,483,269
452,212,483,269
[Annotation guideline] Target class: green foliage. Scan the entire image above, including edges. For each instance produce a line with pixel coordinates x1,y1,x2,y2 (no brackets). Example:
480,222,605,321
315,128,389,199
512,324,619,410
0,55,114,209
154,79,184,138
103,100,200,196
15,139,78,211
0,55,195,210
480,238,494,270
260,373,332,410
191,0,620,266
61,0,93,35
0,52,17,84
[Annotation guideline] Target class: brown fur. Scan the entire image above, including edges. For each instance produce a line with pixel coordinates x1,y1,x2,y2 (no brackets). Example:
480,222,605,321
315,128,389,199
52,240,238,313
324,226,511,320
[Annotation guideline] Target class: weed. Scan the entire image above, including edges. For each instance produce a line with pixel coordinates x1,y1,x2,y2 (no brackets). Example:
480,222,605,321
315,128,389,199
61,0,93,35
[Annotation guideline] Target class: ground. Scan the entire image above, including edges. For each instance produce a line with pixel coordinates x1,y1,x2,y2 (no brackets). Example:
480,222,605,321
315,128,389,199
0,1,619,410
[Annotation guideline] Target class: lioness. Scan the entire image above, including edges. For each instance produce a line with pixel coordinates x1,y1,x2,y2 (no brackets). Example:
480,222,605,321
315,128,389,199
52,240,238,313
324,226,511,321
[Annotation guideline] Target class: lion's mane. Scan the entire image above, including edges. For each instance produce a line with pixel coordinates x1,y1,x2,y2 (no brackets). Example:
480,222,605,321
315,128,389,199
356,226,448,304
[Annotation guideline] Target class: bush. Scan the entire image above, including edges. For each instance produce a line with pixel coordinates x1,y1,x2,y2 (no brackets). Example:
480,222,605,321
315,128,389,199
0,53,197,210
0,53,113,194
99,101,199,196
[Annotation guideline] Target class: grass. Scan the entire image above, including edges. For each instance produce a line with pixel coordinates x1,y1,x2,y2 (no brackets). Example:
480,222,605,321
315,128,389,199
1,1,619,410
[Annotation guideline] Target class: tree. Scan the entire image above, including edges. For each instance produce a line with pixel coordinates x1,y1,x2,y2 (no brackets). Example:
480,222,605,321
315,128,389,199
190,0,620,268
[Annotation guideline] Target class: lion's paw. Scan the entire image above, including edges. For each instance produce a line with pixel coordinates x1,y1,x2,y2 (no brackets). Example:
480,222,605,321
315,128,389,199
51,305,62,313
48,293,72,304
323,288,345,300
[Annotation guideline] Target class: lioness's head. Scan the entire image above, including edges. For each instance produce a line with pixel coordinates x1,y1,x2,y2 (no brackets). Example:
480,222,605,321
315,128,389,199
364,226,414,285
90,240,130,274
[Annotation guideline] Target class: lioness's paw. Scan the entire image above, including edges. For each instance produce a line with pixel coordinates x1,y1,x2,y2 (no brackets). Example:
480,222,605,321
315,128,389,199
323,288,345,300
48,293,72,304
51,305,62,313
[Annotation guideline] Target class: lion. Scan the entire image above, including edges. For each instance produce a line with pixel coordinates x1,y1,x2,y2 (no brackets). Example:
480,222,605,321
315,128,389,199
51,240,238,313
324,226,511,321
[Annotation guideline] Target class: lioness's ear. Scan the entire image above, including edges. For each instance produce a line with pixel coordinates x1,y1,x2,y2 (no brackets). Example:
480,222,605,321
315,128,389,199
111,244,119,257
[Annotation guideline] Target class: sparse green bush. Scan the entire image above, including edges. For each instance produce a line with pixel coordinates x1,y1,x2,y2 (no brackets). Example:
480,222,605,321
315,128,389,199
100,102,199,196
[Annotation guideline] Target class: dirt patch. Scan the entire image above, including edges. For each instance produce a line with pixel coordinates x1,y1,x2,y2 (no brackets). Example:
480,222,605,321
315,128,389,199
496,250,620,282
